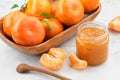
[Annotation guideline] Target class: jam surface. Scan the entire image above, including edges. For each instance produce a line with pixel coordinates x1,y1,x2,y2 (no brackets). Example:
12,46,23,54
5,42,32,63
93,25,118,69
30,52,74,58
80,28,105,38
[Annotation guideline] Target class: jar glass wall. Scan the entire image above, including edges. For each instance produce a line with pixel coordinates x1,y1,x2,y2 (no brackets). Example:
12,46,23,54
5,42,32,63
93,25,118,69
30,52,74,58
76,21,109,65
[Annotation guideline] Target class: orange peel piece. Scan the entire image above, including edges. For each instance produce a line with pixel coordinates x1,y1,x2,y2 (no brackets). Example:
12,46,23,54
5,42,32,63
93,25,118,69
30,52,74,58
109,16,120,32
69,53,87,70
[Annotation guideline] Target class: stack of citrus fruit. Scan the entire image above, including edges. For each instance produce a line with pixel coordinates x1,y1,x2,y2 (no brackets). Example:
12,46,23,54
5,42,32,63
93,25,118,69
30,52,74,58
3,0,99,46
3,0,100,70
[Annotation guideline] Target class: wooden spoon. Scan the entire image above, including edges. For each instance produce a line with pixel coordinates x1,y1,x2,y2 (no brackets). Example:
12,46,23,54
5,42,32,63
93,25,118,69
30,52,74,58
17,63,72,80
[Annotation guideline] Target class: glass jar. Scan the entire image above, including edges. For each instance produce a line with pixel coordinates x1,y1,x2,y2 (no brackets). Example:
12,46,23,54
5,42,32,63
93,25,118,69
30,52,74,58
76,21,109,65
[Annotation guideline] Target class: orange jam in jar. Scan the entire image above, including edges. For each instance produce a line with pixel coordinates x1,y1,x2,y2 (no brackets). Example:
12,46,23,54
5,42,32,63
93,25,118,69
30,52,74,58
76,22,109,65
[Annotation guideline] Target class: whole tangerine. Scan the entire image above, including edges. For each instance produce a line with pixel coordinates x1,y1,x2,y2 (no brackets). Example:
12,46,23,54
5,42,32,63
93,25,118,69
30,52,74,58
80,0,99,13
42,18,63,40
11,16,45,46
55,0,84,26
3,11,26,38
25,0,51,16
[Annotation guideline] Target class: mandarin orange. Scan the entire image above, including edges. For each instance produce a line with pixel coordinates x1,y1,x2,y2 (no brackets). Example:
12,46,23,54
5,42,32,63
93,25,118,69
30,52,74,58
55,0,84,26
80,0,99,13
42,18,63,40
3,11,26,38
25,0,51,16
12,16,45,46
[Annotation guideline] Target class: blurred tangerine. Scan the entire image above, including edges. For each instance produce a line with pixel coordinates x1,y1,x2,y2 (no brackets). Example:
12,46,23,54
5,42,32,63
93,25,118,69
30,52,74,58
3,11,26,38
69,53,87,70
80,0,99,13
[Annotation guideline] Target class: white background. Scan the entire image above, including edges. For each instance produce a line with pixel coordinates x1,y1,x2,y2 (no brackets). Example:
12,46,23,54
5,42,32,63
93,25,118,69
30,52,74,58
0,0,120,80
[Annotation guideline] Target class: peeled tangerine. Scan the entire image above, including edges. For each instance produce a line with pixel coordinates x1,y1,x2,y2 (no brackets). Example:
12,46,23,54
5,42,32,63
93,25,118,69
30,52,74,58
40,54,63,70
69,53,87,70
40,48,66,70
109,16,120,32
48,48,66,61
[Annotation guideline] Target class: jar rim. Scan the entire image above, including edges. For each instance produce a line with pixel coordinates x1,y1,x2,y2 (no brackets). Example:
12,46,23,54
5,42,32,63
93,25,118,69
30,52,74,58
77,21,109,41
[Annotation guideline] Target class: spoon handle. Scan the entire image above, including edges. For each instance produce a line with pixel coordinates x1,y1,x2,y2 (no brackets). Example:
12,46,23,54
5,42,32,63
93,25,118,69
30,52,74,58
17,63,71,80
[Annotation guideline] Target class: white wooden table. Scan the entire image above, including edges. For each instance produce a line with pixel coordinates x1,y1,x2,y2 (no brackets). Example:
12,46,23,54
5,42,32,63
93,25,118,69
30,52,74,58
0,0,120,80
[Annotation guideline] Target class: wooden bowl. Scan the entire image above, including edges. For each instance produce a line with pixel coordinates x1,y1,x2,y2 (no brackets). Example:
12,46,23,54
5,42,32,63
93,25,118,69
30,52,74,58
0,4,101,55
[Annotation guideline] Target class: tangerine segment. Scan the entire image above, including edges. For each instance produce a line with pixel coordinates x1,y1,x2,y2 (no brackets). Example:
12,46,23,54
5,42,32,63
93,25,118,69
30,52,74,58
12,16,45,46
40,53,63,70
3,11,26,38
109,16,120,32
48,48,66,61
69,53,87,70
